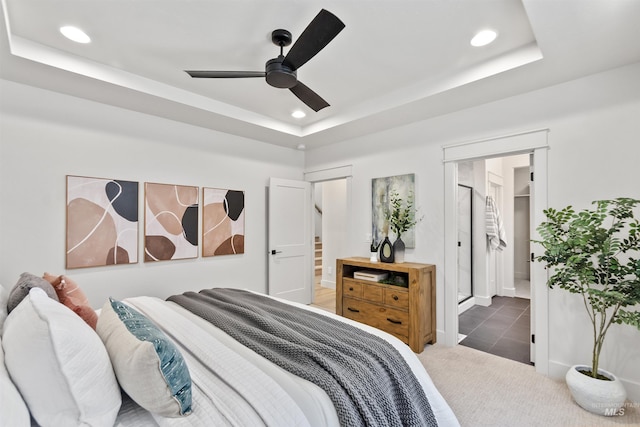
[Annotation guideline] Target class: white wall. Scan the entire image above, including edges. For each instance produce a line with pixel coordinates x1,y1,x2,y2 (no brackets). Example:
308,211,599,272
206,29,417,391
0,80,304,307
491,154,530,297
471,160,487,304
314,183,322,238
320,179,348,289
513,166,530,281
305,62,640,398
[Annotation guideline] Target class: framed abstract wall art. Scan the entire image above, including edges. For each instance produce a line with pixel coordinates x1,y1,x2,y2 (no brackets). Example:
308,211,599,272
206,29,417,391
202,187,245,256
66,175,139,268
371,173,416,248
144,182,199,262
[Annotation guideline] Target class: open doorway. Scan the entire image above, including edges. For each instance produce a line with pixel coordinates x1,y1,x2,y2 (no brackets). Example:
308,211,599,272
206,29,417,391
442,129,549,375
455,154,532,364
310,178,348,313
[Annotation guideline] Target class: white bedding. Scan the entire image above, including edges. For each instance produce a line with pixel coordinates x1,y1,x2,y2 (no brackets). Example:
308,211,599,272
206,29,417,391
115,293,459,427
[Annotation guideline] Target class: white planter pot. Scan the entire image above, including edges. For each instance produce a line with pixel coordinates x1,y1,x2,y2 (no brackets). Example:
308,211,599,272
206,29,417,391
565,365,626,416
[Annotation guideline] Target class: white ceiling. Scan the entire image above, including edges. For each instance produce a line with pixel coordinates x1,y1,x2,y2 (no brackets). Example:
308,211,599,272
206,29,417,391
2,0,640,150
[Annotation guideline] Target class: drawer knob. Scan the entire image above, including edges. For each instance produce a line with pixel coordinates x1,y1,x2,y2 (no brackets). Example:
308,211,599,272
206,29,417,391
349,287,354,291
392,295,399,301
387,318,402,325
347,307,360,313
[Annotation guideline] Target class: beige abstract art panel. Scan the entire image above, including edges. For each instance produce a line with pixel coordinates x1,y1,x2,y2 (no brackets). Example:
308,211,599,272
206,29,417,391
66,175,139,269
202,188,245,257
144,182,199,262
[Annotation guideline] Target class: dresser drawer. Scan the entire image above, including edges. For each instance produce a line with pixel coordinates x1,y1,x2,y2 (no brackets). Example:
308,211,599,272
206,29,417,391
383,288,409,310
342,279,363,298
362,282,383,303
342,297,409,342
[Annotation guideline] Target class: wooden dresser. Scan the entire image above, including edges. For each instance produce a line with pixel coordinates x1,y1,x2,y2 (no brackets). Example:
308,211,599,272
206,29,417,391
336,257,436,353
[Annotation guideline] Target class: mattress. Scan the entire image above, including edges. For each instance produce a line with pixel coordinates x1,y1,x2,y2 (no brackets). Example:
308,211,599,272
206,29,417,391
115,292,459,426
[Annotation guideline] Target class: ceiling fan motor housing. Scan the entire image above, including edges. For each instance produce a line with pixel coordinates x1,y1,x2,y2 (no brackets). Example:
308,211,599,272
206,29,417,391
265,57,297,88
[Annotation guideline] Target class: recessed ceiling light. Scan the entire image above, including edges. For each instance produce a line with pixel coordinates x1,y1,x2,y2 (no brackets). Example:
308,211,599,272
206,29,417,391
470,30,497,47
60,26,91,44
291,110,306,119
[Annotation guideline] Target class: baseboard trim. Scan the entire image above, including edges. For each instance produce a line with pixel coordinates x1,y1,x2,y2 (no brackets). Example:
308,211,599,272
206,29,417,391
474,295,492,307
320,279,336,289
501,287,516,297
458,297,475,314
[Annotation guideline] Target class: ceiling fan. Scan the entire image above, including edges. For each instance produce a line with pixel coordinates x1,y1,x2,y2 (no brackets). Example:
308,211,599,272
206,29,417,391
185,9,345,112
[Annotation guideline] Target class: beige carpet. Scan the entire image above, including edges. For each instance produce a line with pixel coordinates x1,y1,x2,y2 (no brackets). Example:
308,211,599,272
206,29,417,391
418,344,640,427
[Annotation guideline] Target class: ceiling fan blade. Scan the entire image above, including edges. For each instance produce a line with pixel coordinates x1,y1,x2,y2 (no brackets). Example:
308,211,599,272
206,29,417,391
289,81,330,112
283,9,345,71
185,70,265,78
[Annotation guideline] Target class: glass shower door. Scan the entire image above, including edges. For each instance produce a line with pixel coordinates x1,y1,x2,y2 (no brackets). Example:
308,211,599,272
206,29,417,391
457,184,473,303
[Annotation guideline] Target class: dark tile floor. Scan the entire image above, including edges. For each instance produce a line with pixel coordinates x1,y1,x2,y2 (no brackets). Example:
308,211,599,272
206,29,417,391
459,296,532,365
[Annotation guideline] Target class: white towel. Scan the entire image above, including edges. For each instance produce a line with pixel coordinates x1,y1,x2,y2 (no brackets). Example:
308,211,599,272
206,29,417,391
485,196,507,251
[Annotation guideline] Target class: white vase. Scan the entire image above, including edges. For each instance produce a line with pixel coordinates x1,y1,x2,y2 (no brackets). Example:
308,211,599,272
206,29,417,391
369,252,378,262
565,365,626,416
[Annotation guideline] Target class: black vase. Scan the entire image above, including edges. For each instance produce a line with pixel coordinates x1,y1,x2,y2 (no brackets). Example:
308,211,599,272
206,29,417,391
379,236,394,263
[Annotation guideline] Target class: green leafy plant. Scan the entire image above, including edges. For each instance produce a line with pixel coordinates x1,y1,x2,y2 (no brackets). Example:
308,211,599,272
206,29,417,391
379,273,408,288
534,197,640,379
385,190,423,238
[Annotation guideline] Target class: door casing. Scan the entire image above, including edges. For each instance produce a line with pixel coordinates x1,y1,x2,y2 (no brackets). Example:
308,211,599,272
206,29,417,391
443,129,549,375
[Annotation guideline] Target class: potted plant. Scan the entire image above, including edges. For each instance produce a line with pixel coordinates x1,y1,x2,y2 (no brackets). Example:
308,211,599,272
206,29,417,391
535,197,640,416
385,190,423,263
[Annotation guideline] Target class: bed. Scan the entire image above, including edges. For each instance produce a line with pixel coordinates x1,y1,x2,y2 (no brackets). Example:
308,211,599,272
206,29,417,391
1,277,459,427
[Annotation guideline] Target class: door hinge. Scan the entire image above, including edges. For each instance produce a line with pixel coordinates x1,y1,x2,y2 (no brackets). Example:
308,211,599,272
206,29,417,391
531,334,535,344
531,252,535,262
530,172,534,182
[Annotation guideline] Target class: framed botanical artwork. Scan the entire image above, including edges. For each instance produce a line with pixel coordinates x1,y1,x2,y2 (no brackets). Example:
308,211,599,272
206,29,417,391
66,175,139,268
372,173,416,248
144,182,199,262
202,187,245,256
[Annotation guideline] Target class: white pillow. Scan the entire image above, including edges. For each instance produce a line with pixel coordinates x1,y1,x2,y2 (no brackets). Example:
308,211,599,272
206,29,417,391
2,288,121,427
0,333,30,426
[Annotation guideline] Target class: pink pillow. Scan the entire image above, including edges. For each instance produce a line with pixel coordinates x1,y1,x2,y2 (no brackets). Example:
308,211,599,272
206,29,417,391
43,273,97,329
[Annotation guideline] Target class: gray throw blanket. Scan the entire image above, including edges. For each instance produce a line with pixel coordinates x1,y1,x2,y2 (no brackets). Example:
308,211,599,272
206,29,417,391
168,288,438,427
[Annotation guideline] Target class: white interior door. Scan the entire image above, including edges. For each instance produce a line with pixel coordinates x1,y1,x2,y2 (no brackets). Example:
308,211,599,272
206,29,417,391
268,177,312,304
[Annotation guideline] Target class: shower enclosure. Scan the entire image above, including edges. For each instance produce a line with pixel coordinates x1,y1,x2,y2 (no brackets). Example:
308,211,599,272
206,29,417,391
457,184,473,303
